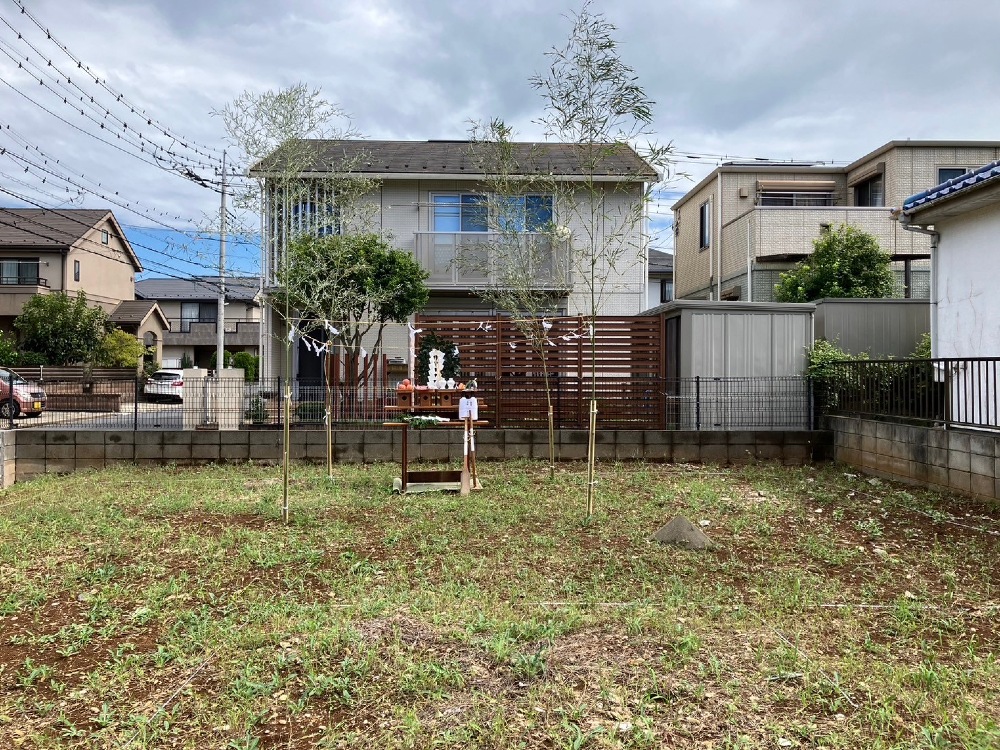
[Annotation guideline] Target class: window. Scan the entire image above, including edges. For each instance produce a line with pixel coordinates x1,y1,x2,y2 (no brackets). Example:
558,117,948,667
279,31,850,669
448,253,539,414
74,260,80,282
432,194,488,232
101,230,109,245
179,302,217,332
938,167,972,184
291,200,339,236
659,279,674,303
0,258,39,285
854,174,884,207
498,195,553,231
758,190,833,207
698,201,711,250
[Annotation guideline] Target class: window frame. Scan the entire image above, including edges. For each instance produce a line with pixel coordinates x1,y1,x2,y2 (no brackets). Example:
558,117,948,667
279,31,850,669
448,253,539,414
101,229,110,245
73,259,80,282
431,192,554,233
698,200,711,251
853,174,885,207
659,279,674,304
937,167,974,185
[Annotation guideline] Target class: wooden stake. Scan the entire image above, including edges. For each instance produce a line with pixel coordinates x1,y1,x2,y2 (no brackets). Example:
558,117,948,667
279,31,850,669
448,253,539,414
460,416,471,496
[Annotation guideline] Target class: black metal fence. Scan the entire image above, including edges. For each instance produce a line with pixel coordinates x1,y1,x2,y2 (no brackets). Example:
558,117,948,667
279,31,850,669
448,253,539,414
3,374,815,431
820,357,1000,430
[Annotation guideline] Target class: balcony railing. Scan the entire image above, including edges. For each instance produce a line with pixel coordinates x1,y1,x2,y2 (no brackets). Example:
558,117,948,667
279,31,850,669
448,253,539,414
413,232,572,290
0,273,47,287
166,318,260,334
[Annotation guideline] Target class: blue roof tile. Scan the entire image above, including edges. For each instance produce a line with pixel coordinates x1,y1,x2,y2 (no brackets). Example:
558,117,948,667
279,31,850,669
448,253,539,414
903,160,1000,213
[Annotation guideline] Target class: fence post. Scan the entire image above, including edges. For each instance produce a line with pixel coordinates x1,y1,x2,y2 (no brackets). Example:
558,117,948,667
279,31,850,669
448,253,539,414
6,372,13,430
944,364,952,430
133,376,139,431
695,375,701,431
808,377,815,430
277,377,282,425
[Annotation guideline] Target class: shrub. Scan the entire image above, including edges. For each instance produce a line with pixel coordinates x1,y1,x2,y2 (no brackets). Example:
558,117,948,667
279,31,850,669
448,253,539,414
244,397,268,424
295,401,325,422
232,352,259,381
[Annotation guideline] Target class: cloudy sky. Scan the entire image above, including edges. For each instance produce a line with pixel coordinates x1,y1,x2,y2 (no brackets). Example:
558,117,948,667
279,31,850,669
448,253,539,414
2,0,1000,279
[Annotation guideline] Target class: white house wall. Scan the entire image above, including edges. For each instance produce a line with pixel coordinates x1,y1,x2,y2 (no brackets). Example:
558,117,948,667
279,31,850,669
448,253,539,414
934,200,1000,358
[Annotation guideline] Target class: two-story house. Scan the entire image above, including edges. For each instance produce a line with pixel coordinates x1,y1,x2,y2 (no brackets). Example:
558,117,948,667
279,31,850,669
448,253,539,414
672,140,1000,302
135,276,261,369
257,140,659,381
0,208,141,331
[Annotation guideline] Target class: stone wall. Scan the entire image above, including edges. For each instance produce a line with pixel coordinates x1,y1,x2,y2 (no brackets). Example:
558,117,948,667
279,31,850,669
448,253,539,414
7,428,831,483
827,415,999,499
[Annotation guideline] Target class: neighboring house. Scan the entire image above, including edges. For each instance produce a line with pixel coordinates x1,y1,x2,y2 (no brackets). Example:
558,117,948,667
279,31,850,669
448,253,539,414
108,300,170,370
646,249,674,309
0,208,141,330
257,140,659,380
898,161,1000,358
672,140,1000,302
136,277,261,369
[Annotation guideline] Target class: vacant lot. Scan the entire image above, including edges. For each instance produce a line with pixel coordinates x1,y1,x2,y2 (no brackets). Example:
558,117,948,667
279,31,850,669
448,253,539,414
0,460,998,749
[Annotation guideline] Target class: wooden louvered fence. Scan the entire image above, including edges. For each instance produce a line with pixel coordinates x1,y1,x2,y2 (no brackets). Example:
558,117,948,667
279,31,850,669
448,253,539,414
414,315,666,428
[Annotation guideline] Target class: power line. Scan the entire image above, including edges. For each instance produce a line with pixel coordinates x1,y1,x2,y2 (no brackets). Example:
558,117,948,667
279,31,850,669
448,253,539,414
0,190,250,280
4,0,223,162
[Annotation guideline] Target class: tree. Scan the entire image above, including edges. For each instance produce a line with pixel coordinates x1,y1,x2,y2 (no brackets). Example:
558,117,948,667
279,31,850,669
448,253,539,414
531,2,671,515
278,232,429,381
219,83,380,516
774,224,896,302
96,328,147,368
14,292,109,366
464,118,570,479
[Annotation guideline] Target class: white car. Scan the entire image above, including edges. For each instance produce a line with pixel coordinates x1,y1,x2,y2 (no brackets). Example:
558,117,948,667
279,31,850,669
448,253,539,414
144,369,184,402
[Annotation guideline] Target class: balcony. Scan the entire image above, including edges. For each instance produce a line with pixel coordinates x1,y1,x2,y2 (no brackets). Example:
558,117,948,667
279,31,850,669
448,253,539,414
163,318,261,347
725,206,928,261
414,232,572,291
0,268,49,317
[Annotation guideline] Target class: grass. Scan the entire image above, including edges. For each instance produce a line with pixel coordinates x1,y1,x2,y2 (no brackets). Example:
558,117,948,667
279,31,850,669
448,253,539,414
0,459,999,748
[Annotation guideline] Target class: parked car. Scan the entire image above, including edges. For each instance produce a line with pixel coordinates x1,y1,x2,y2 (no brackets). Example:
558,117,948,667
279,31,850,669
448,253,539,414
0,367,46,418
144,369,184,402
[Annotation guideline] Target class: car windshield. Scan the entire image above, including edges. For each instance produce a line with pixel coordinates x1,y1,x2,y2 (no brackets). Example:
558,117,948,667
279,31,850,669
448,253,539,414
0,370,26,385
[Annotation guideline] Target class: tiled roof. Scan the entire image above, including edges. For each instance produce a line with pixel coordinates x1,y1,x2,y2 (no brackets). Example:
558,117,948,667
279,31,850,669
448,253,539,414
903,160,1000,213
254,140,659,180
109,299,165,328
136,276,260,302
0,208,113,247
649,249,673,275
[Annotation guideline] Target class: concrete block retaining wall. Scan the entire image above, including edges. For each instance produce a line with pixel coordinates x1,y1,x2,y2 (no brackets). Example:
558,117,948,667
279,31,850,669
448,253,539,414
4,429,831,483
827,415,1000,500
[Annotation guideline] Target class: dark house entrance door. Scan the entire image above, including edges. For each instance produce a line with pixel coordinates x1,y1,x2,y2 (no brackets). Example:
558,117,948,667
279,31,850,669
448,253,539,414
297,338,324,385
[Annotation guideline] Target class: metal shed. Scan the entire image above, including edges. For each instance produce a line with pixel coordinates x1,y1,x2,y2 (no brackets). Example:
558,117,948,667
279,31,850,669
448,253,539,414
642,300,815,429
813,298,929,358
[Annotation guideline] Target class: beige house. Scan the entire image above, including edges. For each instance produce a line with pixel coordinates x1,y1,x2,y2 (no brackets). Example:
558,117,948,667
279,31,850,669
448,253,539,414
135,276,261,369
0,208,141,330
108,300,170,369
672,140,1000,302
258,139,659,381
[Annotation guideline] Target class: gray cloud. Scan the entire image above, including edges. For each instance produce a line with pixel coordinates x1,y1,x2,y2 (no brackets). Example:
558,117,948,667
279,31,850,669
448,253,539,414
3,0,1000,268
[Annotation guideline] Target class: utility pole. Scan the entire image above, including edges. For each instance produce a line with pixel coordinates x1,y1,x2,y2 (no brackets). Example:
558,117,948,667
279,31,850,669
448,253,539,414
216,150,228,374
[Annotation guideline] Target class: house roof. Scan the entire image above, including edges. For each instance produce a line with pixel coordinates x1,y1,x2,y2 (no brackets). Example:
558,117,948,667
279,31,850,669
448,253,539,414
136,276,261,303
901,159,1000,218
673,140,1000,212
0,208,142,271
253,140,660,181
648,249,673,276
109,299,169,331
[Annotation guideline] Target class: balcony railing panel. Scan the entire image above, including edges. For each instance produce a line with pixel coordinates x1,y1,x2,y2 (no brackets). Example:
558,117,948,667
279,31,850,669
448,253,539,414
414,232,571,290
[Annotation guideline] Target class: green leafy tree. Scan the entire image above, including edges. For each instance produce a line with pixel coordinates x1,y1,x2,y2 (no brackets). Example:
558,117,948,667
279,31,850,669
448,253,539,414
14,292,109,365
774,224,896,302
232,351,259,381
277,232,429,381
96,328,147,368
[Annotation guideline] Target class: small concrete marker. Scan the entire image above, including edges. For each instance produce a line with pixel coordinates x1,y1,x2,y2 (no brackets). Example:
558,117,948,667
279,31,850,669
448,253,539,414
651,515,716,550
